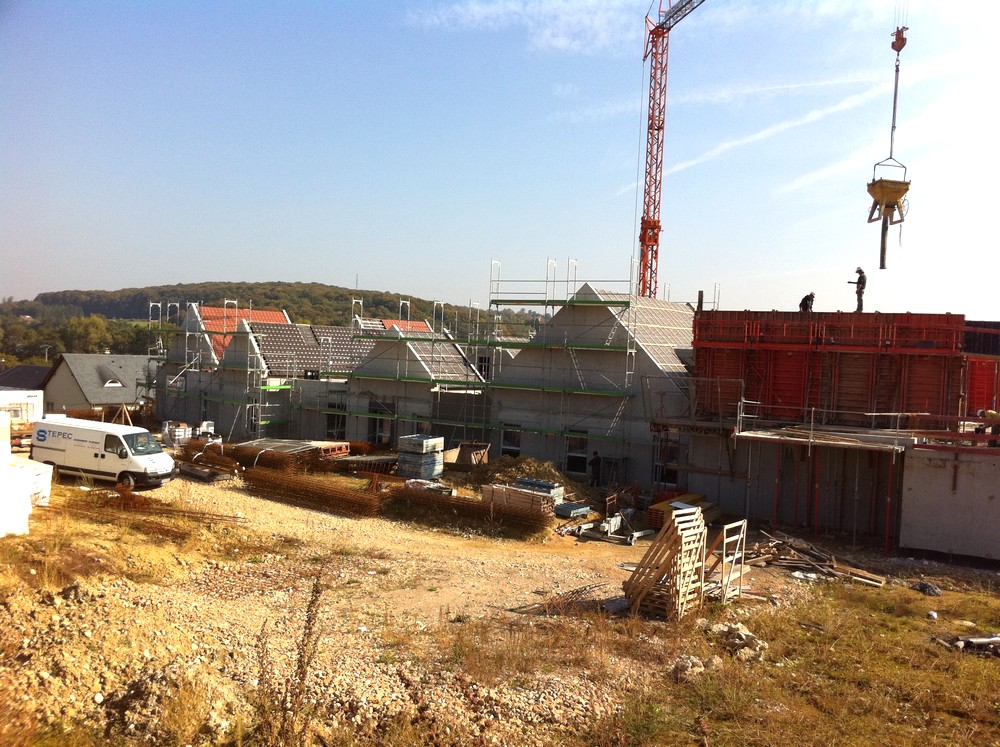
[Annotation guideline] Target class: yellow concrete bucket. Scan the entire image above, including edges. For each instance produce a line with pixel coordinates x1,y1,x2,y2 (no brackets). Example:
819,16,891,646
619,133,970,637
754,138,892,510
867,178,910,223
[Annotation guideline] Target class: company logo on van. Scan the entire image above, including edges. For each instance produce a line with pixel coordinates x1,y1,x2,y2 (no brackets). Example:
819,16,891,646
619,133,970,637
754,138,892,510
35,429,73,443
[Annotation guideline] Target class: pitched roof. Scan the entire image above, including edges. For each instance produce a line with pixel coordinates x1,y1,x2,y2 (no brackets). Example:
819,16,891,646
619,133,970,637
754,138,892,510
196,305,290,361
383,319,432,334
582,286,693,374
0,364,51,390
249,323,376,377
409,339,483,381
353,329,483,384
49,354,157,405
354,317,433,336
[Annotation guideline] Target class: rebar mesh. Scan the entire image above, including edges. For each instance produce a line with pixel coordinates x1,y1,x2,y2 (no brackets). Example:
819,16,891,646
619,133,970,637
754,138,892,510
243,467,386,517
390,486,553,532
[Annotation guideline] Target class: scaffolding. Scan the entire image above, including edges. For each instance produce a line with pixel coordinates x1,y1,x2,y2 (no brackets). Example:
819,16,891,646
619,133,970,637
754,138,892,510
476,260,648,481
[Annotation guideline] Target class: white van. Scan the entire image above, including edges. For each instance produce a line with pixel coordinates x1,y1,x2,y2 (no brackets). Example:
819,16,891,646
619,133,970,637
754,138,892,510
31,417,176,488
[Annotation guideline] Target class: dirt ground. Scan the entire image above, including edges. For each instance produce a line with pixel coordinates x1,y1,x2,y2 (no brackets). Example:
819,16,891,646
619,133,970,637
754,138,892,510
4,470,992,746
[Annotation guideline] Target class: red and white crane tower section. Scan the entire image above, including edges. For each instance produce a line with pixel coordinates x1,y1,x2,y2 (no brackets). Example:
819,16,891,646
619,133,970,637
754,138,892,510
637,0,705,299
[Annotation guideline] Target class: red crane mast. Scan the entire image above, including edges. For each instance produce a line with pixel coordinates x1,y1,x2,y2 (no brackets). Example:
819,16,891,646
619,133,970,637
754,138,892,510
638,0,706,299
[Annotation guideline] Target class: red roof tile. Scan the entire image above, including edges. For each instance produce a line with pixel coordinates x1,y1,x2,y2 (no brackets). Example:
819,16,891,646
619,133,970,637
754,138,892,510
198,306,289,361
382,319,432,333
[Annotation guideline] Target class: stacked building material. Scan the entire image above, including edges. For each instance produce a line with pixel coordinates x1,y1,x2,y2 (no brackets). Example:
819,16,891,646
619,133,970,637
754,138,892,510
397,435,444,479
482,483,557,515
513,477,564,501
647,493,719,528
243,467,386,517
624,506,707,620
391,484,553,532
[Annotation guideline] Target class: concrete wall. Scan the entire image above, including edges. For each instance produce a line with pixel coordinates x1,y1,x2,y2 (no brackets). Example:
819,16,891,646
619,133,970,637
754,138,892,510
686,434,898,539
900,448,1000,559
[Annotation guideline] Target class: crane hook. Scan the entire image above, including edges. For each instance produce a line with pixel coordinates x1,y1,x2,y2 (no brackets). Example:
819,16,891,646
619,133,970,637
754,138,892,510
891,27,907,54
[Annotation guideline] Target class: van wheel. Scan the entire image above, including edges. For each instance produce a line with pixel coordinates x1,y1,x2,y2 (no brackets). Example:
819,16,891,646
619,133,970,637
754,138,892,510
44,462,59,482
119,473,137,489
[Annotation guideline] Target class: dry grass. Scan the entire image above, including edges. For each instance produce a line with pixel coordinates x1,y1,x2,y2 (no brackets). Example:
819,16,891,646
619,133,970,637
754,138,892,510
3,481,1000,747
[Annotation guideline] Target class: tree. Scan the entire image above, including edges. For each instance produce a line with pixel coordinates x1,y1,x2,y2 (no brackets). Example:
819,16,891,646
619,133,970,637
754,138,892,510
62,315,111,353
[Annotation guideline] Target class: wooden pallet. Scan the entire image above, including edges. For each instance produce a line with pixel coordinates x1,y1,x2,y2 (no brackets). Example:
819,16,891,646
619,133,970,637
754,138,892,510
624,506,707,620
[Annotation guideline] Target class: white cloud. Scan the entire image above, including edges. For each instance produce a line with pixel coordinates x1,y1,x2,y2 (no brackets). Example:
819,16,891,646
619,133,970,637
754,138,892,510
408,0,641,53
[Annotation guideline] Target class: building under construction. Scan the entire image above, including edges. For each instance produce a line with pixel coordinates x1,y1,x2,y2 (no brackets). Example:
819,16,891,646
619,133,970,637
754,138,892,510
657,310,1000,559
152,277,1000,560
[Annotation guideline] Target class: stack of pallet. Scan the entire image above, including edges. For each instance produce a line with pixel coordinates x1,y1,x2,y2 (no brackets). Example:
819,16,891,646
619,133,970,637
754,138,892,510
482,483,557,516
397,435,444,479
623,505,707,620
647,493,720,528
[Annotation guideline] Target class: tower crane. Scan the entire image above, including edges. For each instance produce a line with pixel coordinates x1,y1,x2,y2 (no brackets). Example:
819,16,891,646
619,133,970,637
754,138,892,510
637,0,706,299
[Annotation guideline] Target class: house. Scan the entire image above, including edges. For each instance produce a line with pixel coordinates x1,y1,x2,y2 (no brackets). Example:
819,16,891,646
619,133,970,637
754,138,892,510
0,365,51,391
157,300,469,443
484,283,694,488
345,325,485,447
41,354,157,422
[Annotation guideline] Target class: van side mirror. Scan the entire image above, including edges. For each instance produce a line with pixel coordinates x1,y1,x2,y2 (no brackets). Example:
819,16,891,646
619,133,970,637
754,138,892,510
118,448,128,459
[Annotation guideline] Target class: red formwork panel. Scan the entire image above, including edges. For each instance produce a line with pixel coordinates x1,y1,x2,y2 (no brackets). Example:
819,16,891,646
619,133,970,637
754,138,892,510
967,357,1000,413
829,353,874,425
693,311,968,426
695,311,965,353
694,348,743,415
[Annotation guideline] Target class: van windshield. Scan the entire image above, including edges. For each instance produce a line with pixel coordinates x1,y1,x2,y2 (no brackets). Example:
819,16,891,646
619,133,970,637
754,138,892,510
123,432,164,455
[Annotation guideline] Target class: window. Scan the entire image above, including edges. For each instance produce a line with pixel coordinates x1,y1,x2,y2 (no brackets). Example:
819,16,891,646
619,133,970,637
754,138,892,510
368,401,395,447
565,430,588,474
654,436,680,486
104,435,125,455
501,423,521,457
326,402,347,440
477,355,492,381
123,432,163,455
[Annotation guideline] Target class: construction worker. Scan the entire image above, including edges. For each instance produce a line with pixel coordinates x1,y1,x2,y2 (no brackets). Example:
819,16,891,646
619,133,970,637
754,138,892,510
848,267,867,312
977,409,1000,447
588,450,602,487
799,292,815,312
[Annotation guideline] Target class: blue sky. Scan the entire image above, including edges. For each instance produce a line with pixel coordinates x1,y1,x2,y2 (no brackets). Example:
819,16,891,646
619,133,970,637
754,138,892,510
1,1,996,319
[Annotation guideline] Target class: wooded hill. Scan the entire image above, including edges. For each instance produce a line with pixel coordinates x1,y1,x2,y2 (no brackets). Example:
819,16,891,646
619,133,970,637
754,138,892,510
5,281,543,339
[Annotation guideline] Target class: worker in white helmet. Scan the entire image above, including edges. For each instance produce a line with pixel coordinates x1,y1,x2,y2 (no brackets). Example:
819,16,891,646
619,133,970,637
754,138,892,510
977,409,1000,447
848,267,867,312
799,292,815,312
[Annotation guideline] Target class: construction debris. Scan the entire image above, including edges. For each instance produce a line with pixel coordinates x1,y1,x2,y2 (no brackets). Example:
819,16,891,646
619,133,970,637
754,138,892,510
705,621,768,662
932,634,1000,658
743,531,886,587
572,508,654,545
507,583,609,616
482,483,558,516
911,581,943,596
442,441,490,472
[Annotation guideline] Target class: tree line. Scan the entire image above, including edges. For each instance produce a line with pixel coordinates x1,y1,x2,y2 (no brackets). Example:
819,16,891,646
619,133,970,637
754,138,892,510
0,282,545,367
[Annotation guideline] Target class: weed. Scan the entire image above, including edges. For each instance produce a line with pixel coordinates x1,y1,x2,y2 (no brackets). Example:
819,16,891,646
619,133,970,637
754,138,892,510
585,695,674,747
253,574,325,747
159,676,211,745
